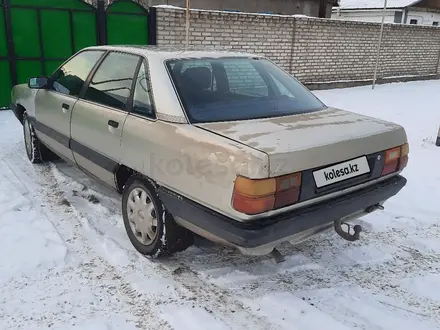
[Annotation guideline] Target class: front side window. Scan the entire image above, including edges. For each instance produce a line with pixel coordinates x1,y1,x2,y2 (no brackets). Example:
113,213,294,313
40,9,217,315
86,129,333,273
132,61,155,118
51,51,104,97
84,52,140,110
167,57,325,123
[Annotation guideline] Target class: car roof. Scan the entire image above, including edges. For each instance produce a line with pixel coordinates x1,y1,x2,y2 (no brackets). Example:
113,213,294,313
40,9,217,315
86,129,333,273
83,45,262,60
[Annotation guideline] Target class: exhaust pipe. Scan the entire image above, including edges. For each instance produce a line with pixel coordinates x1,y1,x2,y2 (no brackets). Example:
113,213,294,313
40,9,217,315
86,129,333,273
366,204,384,213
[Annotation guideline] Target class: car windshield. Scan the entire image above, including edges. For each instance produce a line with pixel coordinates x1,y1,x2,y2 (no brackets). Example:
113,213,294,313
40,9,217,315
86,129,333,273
166,57,326,123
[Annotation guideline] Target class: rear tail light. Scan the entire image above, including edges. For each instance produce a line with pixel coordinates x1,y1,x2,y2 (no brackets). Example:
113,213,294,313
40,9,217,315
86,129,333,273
232,172,302,215
231,193,275,215
275,173,302,209
381,143,409,176
399,143,409,170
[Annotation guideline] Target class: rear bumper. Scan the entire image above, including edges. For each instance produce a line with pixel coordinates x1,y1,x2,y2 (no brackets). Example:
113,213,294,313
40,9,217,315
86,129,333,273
158,175,407,254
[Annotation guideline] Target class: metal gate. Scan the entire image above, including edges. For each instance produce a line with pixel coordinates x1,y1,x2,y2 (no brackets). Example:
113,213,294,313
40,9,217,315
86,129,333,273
0,0,155,108
105,0,150,45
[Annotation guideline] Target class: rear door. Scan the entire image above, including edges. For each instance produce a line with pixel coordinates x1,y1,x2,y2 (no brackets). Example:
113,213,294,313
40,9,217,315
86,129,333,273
34,50,105,162
70,51,142,187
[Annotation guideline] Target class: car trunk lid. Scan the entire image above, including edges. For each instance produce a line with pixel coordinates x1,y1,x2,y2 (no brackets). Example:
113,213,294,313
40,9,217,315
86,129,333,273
195,107,407,177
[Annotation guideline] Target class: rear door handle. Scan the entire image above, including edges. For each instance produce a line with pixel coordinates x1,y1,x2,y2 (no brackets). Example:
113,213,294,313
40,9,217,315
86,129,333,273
62,103,70,113
108,120,119,128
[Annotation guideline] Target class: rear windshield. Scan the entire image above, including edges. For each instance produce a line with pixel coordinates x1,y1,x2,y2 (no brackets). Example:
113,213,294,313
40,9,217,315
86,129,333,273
166,57,326,123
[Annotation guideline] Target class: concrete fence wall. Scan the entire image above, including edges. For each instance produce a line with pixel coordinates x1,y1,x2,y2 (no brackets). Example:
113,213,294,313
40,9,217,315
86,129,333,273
156,8,295,71
155,6,440,86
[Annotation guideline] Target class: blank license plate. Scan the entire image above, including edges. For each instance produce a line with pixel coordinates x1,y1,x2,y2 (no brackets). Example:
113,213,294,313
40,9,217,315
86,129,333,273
313,156,370,188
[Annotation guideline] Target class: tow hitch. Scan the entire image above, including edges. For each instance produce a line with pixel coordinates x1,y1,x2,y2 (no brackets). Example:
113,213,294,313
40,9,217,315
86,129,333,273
334,220,362,242
334,204,384,242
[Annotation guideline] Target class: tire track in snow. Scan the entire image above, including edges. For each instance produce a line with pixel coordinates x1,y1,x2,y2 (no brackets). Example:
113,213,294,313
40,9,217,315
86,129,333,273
0,140,170,329
35,164,172,329
177,223,440,327
3,109,439,329
1,116,271,329
45,152,440,329
48,163,276,330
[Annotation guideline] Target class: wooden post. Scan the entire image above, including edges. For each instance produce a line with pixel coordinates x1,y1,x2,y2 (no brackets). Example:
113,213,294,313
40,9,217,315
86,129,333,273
372,0,387,89
97,0,107,45
148,7,157,45
185,0,190,49
318,0,327,18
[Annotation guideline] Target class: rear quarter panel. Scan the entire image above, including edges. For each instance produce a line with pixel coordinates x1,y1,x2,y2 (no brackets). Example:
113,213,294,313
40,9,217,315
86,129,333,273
120,116,269,220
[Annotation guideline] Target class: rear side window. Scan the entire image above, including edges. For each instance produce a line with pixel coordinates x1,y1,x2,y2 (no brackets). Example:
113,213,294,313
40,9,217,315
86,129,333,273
132,61,155,118
51,51,104,97
84,52,140,110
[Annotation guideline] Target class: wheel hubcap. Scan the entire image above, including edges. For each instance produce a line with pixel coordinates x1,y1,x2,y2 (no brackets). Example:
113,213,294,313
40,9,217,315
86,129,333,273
24,120,32,156
127,187,158,245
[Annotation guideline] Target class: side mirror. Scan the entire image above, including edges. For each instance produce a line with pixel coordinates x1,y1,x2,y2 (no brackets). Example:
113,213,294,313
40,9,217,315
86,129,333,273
28,77,48,89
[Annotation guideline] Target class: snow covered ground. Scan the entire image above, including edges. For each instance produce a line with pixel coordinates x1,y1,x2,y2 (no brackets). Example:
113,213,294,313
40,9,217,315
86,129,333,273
1,80,440,329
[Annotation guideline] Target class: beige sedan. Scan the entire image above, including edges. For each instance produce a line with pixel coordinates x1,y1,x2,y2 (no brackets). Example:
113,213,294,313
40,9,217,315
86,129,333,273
10,46,408,258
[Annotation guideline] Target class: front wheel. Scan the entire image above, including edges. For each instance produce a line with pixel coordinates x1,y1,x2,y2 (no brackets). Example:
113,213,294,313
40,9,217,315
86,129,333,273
23,113,43,164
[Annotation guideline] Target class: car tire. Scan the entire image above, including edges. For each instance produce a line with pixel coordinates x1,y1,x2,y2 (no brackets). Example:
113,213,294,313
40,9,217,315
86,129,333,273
23,113,44,164
23,113,59,162
122,175,169,258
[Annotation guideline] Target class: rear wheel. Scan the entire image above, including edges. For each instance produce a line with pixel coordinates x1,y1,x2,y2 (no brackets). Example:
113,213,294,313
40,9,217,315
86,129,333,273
122,175,168,258
122,174,194,258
